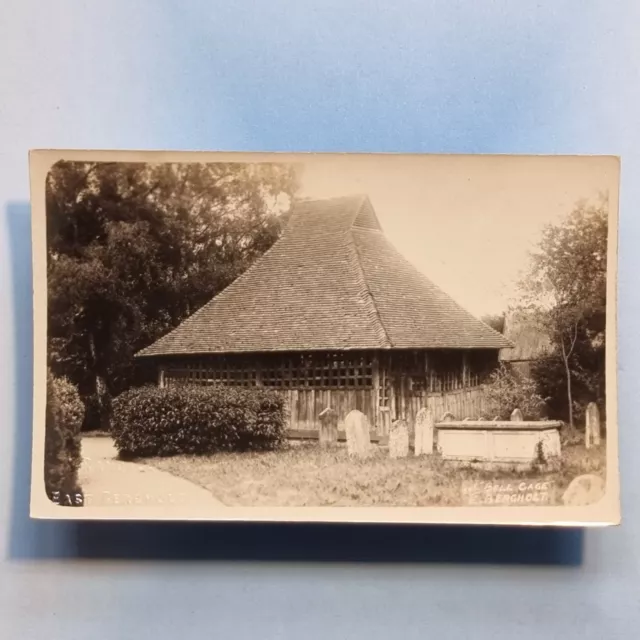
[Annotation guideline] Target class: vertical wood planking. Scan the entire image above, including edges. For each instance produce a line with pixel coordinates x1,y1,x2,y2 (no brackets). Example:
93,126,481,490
280,386,488,433
405,387,488,423
372,352,380,434
293,390,300,429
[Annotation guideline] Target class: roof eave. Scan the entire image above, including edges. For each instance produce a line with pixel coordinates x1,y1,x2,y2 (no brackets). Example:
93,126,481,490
135,343,511,359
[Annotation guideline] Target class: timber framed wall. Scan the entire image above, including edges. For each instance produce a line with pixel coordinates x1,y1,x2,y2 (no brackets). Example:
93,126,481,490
160,351,375,389
157,348,497,435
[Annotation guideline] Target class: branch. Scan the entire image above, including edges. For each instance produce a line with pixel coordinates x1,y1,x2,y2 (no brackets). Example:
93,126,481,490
566,316,580,359
139,181,161,203
72,163,101,205
560,331,568,362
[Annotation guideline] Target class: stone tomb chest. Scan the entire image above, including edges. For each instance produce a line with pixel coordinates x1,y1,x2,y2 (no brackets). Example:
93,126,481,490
434,420,562,467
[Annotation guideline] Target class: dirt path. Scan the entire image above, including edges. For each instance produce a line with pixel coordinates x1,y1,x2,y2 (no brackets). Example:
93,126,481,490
79,437,226,508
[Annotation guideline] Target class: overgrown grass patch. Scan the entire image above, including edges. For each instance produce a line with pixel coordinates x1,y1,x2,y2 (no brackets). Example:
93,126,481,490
141,441,606,507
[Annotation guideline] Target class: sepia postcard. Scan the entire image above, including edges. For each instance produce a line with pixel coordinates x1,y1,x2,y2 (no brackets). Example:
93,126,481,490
29,150,620,526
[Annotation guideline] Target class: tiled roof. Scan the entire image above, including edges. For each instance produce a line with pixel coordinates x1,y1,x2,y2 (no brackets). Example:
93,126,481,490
137,195,512,357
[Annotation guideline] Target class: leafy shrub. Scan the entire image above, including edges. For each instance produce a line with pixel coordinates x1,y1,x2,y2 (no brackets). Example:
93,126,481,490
482,364,547,420
111,385,287,459
45,371,85,505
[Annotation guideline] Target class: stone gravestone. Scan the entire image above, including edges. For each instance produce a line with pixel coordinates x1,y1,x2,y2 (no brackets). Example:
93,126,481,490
562,474,605,506
318,407,338,447
414,408,434,456
344,410,371,458
585,402,601,449
389,419,409,458
510,408,524,422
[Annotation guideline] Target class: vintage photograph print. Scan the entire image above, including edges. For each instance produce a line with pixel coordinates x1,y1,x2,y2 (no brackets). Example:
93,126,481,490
29,151,620,525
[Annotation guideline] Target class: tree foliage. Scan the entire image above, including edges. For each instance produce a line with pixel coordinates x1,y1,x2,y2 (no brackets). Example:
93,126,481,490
519,199,608,425
47,160,299,429
482,364,547,420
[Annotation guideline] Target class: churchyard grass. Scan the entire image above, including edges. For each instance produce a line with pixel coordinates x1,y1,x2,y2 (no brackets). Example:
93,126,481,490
140,440,606,507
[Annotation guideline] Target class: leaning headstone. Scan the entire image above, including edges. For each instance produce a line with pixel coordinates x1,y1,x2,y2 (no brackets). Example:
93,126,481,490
441,412,455,422
414,408,434,456
389,419,409,458
562,474,605,506
585,402,601,449
344,410,371,458
510,408,524,422
318,407,338,447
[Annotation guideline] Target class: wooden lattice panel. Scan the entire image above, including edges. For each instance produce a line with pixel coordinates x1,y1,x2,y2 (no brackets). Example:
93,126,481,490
164,352,374,390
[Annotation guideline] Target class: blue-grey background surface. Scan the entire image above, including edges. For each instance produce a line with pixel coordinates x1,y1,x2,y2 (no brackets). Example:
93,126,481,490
1,2,639,637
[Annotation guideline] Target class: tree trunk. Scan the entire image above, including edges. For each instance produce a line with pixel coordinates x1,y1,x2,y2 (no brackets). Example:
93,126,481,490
564,356,574,428
95,374,112,431
88,332,112,432
560,338,574,428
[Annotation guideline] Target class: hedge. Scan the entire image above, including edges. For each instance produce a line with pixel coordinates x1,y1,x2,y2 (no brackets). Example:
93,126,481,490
45,372,85,506
111,385,287,459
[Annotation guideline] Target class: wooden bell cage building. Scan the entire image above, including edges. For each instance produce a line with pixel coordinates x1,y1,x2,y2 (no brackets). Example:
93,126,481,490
136,195,512,435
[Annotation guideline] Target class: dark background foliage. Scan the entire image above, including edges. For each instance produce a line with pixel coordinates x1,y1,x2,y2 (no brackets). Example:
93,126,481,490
46,160,300,430
532,341,606,425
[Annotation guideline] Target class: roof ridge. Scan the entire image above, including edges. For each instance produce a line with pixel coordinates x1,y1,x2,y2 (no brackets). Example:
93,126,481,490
347,227,393,348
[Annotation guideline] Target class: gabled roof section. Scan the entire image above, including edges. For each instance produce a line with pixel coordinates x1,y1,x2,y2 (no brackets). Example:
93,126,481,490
137,195,512,357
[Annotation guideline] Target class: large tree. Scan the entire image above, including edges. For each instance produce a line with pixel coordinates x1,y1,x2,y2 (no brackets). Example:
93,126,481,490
519,198,608,426
47,160,299,429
